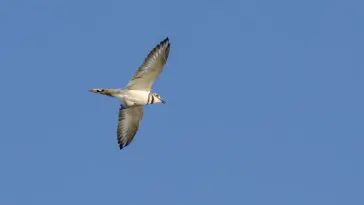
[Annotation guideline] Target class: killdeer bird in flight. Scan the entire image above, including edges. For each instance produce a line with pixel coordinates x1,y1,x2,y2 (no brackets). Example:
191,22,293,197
90,37,170,149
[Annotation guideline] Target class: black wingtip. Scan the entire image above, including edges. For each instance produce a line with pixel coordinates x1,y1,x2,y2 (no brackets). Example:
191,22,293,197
161,37,169,44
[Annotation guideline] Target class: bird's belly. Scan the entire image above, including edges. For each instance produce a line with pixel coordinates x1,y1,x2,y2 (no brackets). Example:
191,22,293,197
123,90,149,107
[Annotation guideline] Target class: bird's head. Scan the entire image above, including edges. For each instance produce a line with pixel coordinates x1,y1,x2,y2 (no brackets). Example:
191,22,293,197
152,92,166,104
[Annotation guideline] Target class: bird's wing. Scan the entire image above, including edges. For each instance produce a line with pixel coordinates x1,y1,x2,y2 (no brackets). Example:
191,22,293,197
125,37,170,91
117,105,144,149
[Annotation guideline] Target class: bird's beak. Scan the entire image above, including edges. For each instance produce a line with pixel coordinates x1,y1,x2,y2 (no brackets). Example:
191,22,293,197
89,89,97,93
161,99,166,104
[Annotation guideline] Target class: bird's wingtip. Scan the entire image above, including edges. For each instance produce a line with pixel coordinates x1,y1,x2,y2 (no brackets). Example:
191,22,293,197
162,37,169,44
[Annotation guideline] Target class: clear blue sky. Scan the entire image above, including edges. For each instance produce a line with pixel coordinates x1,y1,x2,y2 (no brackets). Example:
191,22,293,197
0,0,363,204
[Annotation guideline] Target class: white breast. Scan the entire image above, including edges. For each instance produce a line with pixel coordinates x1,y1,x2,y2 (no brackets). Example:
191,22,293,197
122,90,150,107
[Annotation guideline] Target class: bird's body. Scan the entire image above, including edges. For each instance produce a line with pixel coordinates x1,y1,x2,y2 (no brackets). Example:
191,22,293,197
91,89,163,107
90,37,170,149
119,90,150,107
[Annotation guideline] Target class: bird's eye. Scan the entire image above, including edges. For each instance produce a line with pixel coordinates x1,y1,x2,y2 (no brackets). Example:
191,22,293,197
98,89,103,92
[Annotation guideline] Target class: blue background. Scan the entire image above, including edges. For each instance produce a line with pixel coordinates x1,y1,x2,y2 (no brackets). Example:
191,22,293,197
0,0,363,204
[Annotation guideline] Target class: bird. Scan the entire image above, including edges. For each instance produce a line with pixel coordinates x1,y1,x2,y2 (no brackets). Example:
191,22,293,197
89,37,170,149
